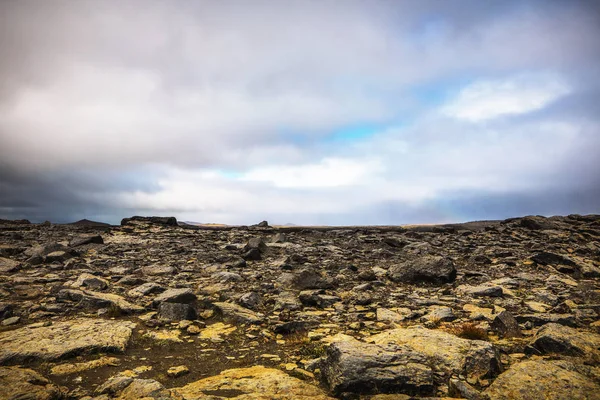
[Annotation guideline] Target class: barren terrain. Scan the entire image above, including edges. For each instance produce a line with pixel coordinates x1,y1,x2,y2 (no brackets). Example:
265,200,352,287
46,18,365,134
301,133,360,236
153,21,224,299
1,214,599,399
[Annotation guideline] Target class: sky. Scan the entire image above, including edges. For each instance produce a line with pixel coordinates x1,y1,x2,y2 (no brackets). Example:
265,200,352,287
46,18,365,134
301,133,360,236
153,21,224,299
1,0,599,225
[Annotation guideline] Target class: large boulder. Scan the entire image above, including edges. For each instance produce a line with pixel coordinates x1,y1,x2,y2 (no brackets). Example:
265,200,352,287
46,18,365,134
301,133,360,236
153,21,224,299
0,367,63,400
0,319,135,363
320,340,434,396
368,326,500,381
387,256,456,284
175,365,334,399
530,323,600,362
484,359,600,400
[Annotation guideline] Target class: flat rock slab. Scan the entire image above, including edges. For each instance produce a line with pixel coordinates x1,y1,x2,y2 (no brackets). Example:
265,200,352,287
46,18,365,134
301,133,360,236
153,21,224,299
368,326,500,380
0,318,135,364
176,365,334,399
0,367,63,400
485,359,600,400
212,302,263,324
321,340,434,396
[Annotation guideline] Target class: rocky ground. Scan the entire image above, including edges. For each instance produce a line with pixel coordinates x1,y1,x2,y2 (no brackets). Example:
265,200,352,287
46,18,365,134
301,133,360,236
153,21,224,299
0,214,599,400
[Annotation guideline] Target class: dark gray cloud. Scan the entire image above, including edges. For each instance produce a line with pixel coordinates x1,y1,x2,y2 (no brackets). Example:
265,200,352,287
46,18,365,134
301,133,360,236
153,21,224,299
0,0,599,224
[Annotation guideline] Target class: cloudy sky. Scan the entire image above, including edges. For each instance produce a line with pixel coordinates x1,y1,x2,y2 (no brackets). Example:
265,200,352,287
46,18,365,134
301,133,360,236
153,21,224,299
1,0,599,225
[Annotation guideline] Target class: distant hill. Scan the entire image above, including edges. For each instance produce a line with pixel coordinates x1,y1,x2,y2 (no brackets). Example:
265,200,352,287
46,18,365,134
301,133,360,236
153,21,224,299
69,219,111,227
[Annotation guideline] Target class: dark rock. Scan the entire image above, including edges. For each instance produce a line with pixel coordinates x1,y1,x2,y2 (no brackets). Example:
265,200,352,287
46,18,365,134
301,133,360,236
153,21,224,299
158,303,197,321
243,248,262,261
299,290,340,308
491,311,521,338
212,271,243,283
257,221,269,227
273,320,319,335
69,234,104,247
530,323,600,361
45,250,73,263
243,237,267,253
531,252,576,266
388,256,457,284
121,216,178,226
448,378,487,400
0,303,13,320
238,292,261,310
128,282,165,297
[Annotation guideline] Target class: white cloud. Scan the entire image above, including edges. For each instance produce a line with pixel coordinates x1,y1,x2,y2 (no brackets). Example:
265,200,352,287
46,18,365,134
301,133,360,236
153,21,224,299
442,74,571,122
240,158,384,188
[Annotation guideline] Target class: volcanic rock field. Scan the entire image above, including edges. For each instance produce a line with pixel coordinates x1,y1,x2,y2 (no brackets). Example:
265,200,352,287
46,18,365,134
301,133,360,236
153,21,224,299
0,215,599,399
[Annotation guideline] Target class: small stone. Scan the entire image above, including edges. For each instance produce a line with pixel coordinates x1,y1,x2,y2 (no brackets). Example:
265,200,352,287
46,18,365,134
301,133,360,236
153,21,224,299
491,311,521,338
1,316,20,326
167,365,190,378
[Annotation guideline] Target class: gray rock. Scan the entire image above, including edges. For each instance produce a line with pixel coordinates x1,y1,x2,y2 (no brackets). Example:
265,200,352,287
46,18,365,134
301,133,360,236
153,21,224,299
299,290,340,308
128,282,165,297
460,284,503,297
212,271,243,283
426,306,456,322
271,233,286,243
74,272,109,290
1,316,20,326
45,250,72,263
158,302,197,321
278,268,331,290
243,237,267,253
142,265,176,276
321,340,434,396
387,256,456,284
69,234,104,247
95,376,134,395
274,291,303,311
24,243,66,258
238,292,261,310
153,288,196,305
